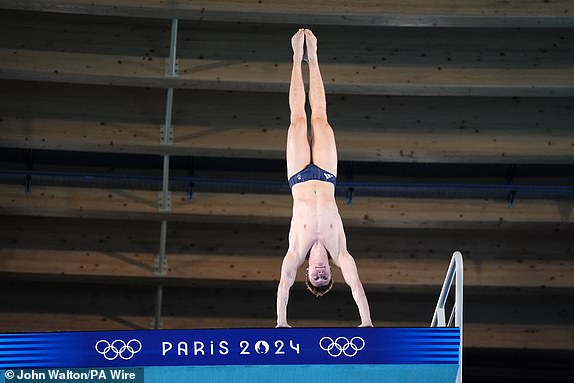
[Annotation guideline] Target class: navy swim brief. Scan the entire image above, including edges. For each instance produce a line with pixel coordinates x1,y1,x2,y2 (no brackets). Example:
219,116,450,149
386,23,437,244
288,164,336,189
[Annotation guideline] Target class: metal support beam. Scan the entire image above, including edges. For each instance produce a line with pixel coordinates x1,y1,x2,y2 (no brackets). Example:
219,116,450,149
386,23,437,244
158,18,178,211
156,220,168,275
154,284,164,330
167,18,178,76
154,18,179,330
153,220,168,329
158,155,171,211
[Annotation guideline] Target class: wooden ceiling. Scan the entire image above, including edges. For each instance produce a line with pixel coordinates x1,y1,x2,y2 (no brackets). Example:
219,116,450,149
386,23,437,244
0,1,573,381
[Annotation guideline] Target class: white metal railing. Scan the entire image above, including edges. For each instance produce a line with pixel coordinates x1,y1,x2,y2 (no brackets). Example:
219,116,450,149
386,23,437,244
431,251,463,383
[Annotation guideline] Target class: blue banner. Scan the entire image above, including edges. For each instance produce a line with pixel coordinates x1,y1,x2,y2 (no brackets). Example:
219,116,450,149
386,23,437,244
0,328,460,369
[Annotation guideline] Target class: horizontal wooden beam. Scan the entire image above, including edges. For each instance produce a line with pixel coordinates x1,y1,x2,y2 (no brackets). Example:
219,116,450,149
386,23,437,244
1,124,572,167
1,184,573,228
3,214,572,257
1,248,572,289
2,13,572,98
2,48,574,97
2,216,572,284
1,0,573,27
2,82,573,163
3,117,573,164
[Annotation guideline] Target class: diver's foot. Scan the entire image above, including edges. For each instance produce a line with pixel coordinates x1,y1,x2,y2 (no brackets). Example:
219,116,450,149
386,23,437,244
291,28,305,62
304,29,318,63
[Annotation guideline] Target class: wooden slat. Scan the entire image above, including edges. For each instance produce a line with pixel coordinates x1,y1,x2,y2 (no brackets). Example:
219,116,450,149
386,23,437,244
2,82,573,163
458,324,574,351
3,115,573,163
3,12,572,69
0,313,153,331
0,0,573,27
2,248,573,289
3,215,572,260
2,216,573,285
1,184,573,228
2,48,574,97
1,12,572,96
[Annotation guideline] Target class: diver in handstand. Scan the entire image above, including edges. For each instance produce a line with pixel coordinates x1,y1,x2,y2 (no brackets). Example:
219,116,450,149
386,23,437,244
276,29,373,328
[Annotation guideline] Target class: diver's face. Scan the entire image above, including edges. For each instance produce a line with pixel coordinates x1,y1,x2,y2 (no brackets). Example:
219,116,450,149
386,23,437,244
307,262,331,287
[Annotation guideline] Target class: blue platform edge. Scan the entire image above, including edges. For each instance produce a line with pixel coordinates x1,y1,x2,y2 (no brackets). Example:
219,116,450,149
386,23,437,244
146,364,458,383
0,327,460,382
0,365,458,383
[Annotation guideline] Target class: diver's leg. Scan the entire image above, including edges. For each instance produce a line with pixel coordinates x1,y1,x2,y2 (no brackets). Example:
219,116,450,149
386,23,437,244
305,29,337,176
286,29,310,179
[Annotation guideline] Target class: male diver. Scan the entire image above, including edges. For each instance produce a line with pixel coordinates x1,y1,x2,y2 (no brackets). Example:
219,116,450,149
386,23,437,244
276,29,373,328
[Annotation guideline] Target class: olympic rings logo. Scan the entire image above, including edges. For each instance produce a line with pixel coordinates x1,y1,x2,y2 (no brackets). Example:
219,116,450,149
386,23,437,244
95,339,142,361
319,336,365,357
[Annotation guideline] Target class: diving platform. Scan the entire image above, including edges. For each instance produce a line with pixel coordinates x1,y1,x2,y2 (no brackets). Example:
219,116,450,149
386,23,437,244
0,252,463,383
